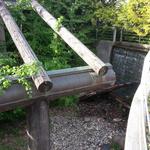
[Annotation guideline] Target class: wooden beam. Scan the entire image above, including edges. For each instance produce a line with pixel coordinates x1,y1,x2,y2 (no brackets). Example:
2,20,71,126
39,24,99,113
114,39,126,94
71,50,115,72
0,65,116,112
31,0,108,76
0,0,52,92
27,99,50,150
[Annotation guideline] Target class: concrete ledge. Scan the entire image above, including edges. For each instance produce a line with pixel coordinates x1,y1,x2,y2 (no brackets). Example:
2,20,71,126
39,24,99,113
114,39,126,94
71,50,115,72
114,41,150,53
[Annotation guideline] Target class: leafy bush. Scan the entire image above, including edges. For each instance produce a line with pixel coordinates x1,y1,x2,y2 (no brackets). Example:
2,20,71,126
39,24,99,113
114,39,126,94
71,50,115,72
0,108,26,122
50,95,79,107
117,0,150,36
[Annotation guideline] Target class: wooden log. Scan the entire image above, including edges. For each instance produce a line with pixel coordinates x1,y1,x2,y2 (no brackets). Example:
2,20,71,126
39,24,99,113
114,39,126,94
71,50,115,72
0,65,116,112
0,0,52,92
27,99,50,150
31,0,108,76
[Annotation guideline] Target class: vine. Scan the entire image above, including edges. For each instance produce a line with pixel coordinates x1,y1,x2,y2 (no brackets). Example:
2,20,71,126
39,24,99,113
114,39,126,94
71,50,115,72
55,16,64,32
52,16,64,44
0,61,40,97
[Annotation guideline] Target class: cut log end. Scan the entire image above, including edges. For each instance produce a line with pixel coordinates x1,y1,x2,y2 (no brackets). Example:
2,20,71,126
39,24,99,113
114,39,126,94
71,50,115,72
38,81,53,93
98,66,108,76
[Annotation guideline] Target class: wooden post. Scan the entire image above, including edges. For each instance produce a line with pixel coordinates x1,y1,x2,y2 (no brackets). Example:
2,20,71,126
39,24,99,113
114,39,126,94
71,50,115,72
31,0,108,76
112,27,117,43
120,28,123,42
0,18,6,52
0,0,52,92
27,99,50,150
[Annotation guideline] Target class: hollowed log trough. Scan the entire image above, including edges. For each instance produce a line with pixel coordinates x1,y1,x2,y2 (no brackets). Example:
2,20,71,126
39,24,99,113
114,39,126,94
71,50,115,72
0,64,115,112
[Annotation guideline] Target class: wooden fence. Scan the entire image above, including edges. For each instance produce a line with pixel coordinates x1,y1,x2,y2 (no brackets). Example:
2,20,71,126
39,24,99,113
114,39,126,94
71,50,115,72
98,27,150,44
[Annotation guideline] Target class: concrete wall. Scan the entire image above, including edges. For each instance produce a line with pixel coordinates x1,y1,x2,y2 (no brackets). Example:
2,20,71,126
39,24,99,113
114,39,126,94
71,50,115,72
97,41,149,83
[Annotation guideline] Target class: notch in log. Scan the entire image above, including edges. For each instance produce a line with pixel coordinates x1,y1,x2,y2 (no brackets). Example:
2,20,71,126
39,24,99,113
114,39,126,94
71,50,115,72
0,0,52,92
31,0,108,76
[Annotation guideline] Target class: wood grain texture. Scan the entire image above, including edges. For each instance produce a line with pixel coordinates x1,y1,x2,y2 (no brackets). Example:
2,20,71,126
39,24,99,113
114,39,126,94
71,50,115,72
0,18,6,52
27,99,50,150
31,0,108,76
0,0,52,92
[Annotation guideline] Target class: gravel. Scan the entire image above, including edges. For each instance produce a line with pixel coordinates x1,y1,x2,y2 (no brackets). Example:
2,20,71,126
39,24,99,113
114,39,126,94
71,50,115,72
49,96,127,150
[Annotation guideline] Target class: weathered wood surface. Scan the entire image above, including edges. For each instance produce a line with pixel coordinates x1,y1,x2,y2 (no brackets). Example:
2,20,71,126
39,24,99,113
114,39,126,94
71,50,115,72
31,0,108,76
125,49,150,149
0,18,6,52
0,0,52,92
27,99,50,150
0,65,116,112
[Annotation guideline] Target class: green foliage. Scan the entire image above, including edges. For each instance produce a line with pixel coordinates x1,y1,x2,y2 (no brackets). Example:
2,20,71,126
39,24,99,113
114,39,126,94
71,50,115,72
7,0,98,70
94,0,121,27
111,142,121,150
95,0,150,37
117,0,150,36
37,0,98,63
0,108,25,122
55,16,64,31
0,53,18,67
0,62,40,96
50,95,78,107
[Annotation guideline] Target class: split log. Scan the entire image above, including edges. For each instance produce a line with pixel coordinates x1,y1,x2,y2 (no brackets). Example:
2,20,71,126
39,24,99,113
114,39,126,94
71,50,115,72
0,0,52,92
27,99,50,150
31,0,108,76
0,65,116,112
